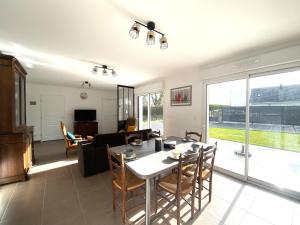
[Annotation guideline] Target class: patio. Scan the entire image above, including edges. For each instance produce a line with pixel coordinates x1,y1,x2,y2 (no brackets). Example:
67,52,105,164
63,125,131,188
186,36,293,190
210,138,300,193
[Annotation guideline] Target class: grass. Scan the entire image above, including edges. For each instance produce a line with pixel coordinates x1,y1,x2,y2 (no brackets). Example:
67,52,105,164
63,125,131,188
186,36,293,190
209,127,300,152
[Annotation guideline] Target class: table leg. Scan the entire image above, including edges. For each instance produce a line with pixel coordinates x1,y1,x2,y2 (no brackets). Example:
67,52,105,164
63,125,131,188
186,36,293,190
145,178,151,225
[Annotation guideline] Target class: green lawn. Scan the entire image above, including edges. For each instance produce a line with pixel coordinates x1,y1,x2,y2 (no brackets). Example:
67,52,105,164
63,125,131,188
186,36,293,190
209,127,300,152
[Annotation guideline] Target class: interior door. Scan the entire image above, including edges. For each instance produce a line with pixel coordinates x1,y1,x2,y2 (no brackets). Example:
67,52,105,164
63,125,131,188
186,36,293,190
41,95,65,141
101,98,117,133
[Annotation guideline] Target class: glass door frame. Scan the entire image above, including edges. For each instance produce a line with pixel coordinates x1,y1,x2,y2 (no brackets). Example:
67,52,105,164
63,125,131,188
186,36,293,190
137,91,164,131
137,94,151,130
203,66,300,200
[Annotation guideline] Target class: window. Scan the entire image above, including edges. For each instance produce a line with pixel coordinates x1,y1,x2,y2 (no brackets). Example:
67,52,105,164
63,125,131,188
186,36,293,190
138,92,164,134
206,68,300,196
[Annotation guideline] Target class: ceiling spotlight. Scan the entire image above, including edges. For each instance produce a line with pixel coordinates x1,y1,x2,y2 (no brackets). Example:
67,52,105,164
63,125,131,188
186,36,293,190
112,70,117,78
91,64,117,78
91,66,98,74
146,30,155,45
81,81,92,88
129,20,168,49
160,35,168,50
129,22,140,39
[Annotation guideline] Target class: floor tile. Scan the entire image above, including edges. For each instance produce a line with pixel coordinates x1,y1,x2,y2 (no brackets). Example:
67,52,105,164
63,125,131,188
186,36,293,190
240,213,273,225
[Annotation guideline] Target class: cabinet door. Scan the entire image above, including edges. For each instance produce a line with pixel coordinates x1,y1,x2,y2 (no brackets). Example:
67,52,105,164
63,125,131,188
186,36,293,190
14,72,21,127
20,76,26,126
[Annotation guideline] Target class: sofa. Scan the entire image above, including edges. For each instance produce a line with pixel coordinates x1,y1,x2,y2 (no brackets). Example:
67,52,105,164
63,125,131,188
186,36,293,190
78,129,151,176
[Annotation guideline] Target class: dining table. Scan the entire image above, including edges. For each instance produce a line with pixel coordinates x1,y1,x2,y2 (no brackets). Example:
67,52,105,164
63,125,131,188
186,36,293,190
109,136,210,225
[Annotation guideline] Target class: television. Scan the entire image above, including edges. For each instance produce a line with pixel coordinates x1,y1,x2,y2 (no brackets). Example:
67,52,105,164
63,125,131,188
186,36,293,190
74,109,96,122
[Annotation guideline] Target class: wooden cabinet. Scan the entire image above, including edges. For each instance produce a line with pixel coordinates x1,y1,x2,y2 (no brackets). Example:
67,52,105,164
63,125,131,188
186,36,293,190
74,122,98,137
0,54,33,185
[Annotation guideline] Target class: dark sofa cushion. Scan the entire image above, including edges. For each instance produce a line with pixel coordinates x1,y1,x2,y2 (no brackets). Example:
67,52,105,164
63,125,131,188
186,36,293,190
93,132,126,148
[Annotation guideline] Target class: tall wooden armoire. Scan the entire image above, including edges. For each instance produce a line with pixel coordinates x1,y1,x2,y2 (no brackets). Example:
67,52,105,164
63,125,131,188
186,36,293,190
0,54,33,185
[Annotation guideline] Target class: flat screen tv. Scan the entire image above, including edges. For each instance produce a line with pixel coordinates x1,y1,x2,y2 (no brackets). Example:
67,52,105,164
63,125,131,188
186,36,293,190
74,109,96,122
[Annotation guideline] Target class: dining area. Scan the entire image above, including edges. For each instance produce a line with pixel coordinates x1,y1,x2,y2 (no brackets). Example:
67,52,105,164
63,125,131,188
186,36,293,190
107,131,217,225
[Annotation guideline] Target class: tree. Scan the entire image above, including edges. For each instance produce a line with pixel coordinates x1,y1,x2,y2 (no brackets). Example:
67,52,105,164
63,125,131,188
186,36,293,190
151,93,163,106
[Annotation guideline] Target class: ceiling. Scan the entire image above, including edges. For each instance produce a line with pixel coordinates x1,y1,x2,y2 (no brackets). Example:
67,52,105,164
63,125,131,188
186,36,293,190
1,0,300,90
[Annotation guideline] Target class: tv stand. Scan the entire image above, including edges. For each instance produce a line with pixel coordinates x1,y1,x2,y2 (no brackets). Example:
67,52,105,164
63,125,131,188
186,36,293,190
74,121,98,138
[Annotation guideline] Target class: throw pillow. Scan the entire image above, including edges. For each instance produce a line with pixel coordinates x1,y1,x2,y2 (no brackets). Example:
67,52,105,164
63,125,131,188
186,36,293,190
67,132,77,144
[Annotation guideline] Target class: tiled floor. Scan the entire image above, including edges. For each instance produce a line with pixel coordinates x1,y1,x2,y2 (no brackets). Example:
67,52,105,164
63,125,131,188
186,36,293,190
211,138,300,192
0,140,299,225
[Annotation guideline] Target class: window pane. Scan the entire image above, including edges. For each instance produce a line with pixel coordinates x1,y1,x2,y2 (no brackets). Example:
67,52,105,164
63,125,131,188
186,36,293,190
118,87,123,120
138,95,149,130
150,92,164,134
208,79,246,175
249,70,300,191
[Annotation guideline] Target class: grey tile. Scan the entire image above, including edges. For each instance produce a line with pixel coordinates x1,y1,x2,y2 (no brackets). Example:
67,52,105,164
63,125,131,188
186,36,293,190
0,214,41,225
2,182,44,221
0,184,16,220
43,214,85,225
42,197,81,225
78,187,112,214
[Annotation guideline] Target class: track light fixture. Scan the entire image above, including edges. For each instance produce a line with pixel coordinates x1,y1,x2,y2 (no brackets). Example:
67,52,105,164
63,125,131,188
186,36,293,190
81,81,92,88
91,64,117,78
129,21,168,50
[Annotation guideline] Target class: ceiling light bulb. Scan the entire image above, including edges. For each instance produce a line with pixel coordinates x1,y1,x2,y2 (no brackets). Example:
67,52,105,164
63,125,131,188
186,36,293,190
102,69,108,76
112,70,117,78
160,35,168,50
91,66,98,74
146,30,155,45
129,22,140,39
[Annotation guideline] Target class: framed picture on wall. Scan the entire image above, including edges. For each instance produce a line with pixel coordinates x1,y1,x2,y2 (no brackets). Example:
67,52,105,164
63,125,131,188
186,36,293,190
170,85,192,106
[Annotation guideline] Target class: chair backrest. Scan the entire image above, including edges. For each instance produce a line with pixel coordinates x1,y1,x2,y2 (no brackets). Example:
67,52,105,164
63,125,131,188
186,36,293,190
185,131,202,142
176,151,201,195
125,133,143,145
147,130,161,140
60,121,70,148
200,142,217,179
60,121,67,136
107,145,126,189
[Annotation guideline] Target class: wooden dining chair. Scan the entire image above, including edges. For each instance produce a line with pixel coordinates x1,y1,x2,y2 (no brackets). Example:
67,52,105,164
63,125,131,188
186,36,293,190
185,131,202,142
155,151,201,225
125,133,143,145
107,146,145,224
183,142,217,210
60,121,83,157
147,130,161,140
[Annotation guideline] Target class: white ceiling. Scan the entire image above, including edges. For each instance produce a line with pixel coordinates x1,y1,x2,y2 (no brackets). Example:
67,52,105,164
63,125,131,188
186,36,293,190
1,0,300,90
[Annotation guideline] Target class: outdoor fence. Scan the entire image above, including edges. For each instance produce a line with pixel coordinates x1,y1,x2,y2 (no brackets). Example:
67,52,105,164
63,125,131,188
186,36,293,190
209,105,300,126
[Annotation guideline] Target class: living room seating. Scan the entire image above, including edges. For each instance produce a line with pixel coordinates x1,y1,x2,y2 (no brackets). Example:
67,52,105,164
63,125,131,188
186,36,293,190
77,129,151,176
185,130,202,142
107,146,145,224
60,121,82,157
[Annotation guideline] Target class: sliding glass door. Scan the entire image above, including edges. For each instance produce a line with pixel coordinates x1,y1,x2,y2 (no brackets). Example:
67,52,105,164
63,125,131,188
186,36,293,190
138,92,164,133
249,70,300,193
207,79,247,176
206,68,300,196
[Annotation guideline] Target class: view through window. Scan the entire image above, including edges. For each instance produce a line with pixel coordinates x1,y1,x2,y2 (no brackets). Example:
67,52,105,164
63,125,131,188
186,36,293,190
207,69,300,195
138,92,164,134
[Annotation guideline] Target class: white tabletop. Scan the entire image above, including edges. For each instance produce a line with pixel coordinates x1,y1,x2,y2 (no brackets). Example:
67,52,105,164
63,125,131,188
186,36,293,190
110,137,209,179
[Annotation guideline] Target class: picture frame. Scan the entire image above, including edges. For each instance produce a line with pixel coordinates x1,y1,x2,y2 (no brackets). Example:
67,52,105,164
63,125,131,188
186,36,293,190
170,85,192,106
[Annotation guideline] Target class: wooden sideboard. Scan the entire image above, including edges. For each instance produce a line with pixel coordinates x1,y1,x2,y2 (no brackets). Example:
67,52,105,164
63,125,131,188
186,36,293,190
0,54,33,185
0,127,33,184
74,122,98,138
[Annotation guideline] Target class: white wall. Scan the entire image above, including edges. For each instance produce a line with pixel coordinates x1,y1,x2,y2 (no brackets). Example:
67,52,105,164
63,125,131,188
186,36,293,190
137,44,300,139
26,83,117,141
